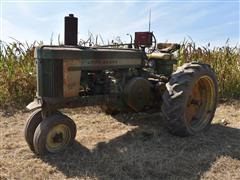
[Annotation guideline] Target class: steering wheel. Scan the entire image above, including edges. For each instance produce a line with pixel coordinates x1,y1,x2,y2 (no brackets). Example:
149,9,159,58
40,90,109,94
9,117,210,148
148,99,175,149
145,33,157,54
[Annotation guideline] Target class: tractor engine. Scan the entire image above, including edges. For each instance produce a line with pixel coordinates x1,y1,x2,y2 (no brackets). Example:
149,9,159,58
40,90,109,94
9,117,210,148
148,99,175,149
31,14,178,113
35,45,159,112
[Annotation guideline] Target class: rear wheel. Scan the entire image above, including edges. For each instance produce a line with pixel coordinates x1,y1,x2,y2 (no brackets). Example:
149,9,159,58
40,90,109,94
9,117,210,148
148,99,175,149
33,113,76,155
162,62,218,136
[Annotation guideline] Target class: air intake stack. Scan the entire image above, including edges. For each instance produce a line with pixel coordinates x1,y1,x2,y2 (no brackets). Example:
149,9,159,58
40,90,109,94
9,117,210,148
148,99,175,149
64,14,78,45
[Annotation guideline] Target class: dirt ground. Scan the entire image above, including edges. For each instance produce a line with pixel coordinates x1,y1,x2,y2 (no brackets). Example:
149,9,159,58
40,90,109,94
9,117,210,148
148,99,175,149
0,100,240,180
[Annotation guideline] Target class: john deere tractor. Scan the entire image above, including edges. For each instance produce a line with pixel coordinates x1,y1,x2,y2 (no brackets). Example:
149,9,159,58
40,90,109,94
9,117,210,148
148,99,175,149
25,14,218,155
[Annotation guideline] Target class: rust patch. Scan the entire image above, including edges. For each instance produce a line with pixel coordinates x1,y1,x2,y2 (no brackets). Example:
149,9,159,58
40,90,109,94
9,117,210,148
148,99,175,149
63,59,81,97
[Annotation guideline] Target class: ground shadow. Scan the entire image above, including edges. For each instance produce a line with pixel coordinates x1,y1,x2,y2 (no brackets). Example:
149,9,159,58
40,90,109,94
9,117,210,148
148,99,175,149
42,112,240,180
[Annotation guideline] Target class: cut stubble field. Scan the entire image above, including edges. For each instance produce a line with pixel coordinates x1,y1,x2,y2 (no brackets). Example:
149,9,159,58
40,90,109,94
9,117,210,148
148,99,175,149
0,100,240,180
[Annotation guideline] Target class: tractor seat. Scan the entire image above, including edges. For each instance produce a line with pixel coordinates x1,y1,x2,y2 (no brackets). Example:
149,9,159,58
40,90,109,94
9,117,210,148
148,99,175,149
157,43,180,53
147,52,177,61
147,43,180,61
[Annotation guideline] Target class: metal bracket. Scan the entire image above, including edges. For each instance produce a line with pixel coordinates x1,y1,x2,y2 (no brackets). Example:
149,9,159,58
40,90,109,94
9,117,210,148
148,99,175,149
26,98,42,111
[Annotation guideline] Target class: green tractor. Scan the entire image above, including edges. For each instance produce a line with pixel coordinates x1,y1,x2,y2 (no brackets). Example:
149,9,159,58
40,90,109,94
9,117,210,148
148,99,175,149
25,14,218,155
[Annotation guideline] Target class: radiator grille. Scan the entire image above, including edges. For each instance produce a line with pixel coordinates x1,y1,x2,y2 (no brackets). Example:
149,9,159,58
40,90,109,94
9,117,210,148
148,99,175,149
37,59,63,97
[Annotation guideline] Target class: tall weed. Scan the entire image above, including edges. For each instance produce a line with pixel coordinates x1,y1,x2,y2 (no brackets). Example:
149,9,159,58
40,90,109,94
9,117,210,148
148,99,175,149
0,40,38,107
178,40,240,98
0,39,239,107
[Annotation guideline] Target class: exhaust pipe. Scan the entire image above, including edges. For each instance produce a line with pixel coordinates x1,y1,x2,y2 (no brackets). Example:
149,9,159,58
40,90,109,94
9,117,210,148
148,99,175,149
64,14,78,45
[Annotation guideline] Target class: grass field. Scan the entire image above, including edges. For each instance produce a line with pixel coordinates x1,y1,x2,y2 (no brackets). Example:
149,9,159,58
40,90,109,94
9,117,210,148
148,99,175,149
0,101,239,180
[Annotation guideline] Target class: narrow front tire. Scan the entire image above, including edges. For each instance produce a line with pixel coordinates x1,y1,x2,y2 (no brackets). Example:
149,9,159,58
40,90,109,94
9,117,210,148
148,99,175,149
33,113,76,155
24,109,43,152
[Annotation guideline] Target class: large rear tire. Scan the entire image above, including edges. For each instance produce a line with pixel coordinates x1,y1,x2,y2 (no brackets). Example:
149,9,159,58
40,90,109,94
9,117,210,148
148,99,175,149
162,62,218,137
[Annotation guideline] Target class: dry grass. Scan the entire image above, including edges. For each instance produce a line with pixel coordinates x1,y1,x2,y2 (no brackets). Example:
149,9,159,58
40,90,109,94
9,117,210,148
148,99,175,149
0,101,240,180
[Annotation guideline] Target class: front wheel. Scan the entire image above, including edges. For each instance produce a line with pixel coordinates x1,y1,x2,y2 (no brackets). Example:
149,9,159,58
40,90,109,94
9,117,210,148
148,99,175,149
33,113,76,155
24,109,43,152
162,62,218,137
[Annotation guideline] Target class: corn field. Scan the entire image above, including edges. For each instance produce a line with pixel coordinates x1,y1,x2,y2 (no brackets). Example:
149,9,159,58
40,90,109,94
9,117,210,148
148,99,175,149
178,40,240,98
0,39,239,107
0,40,40,107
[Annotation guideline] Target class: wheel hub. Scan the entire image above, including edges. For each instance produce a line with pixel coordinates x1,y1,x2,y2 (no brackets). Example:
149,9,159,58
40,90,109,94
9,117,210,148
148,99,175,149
185,75,215,130
46,124,71,152
52,133,63,143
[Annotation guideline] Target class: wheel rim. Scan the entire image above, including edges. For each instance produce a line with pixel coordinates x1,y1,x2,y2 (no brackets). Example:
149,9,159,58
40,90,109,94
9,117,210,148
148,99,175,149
185,75,216,131
46,124,71,152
